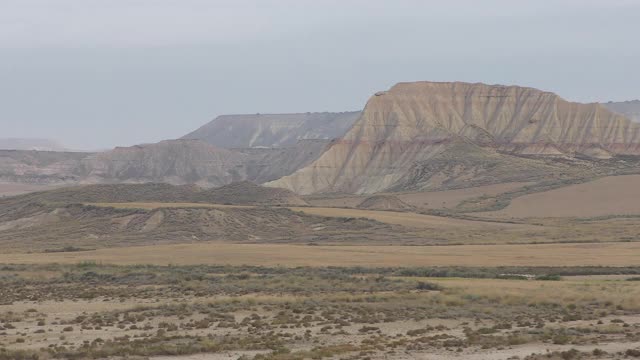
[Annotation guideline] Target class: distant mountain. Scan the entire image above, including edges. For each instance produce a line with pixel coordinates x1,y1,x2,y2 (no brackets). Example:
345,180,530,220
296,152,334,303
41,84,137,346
182,112,361,148
602,100,640,122
268,82,640,194
0,138,330,188
0,138,67,151
0,149,92,184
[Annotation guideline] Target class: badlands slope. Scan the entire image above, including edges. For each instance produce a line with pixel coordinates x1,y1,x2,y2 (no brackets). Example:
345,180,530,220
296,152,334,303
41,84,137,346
269,82,640,194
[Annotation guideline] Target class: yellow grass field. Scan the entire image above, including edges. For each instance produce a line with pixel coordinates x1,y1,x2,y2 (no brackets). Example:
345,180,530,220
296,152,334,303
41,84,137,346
481,175,640,218
1,241,638,267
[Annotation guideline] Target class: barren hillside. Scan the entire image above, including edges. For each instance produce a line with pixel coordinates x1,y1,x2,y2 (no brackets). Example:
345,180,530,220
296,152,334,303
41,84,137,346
76,139,250,187
0,184,391,251
357,195,413,210
0,149,92,184
0,139,331,188
269,82,640,194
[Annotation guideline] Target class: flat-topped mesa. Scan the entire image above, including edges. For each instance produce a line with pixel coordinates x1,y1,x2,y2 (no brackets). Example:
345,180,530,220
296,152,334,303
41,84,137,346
267,81,640,195
369,82,640,153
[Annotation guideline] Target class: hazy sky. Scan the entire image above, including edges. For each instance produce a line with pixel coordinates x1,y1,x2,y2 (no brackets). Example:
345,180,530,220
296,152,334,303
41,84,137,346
1,0,638,150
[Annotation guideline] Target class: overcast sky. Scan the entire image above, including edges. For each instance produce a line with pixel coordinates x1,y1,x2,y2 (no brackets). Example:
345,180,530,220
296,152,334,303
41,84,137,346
1,0,638,150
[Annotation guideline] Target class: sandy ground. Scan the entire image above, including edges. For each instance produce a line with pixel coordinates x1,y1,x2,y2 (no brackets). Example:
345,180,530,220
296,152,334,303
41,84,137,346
394,341,640,360
152,351,269,360
480,175,640,218
1,242,638,267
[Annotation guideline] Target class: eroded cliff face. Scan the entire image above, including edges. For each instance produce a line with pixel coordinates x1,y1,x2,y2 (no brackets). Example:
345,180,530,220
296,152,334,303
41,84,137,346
268,82,640,194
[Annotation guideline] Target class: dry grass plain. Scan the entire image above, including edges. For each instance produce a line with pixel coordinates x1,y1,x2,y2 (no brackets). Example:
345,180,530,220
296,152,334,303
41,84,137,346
1,241,639,267
1,263,640,360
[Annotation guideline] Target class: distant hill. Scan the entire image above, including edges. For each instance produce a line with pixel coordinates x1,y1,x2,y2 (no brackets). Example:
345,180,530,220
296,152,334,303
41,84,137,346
182,112,361,148
0,181,305,206
0,149,92,184
0,138,67,151
76,139,250,187
0,183,386,251
201,181,307,206
269,82,640,194
239,139,331,183
0,138,330,188
602,100,640,122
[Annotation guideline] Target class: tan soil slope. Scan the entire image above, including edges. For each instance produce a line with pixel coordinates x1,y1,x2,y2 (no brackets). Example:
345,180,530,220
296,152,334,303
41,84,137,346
0,182,304,209
304,182,530,210
269,82,640,194
356,194,413,210
480,175,640,218
201,181,307,206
